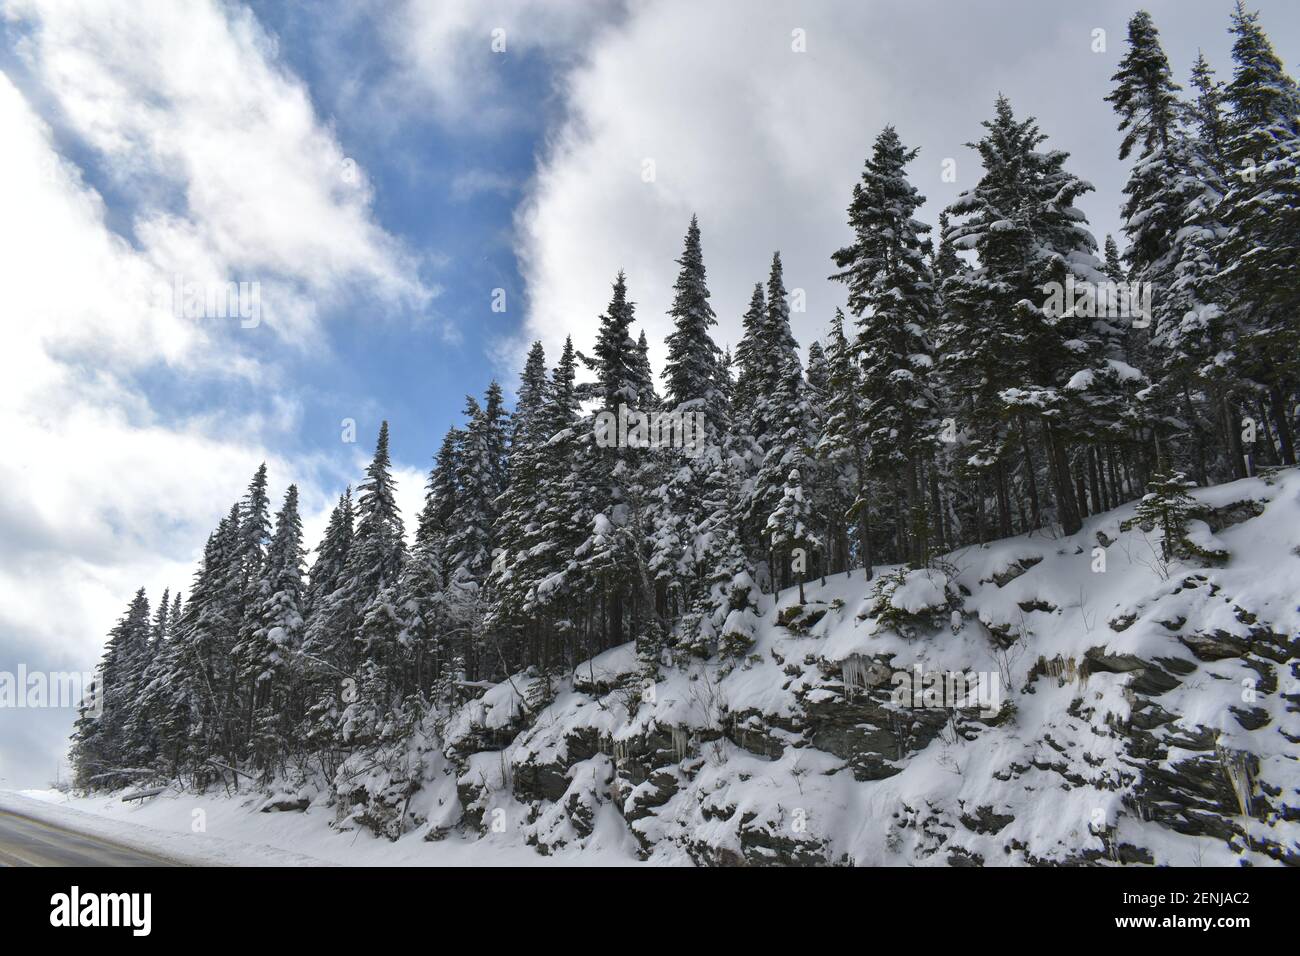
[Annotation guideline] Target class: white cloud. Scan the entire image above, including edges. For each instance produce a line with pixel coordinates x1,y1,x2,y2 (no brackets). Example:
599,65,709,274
5,0,431,344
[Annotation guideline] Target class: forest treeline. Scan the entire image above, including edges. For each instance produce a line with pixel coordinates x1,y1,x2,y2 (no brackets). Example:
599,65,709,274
71,6,1299,790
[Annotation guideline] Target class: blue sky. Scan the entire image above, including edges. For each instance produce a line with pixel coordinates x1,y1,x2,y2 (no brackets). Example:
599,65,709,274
1,0,554,467
1,0,1297,788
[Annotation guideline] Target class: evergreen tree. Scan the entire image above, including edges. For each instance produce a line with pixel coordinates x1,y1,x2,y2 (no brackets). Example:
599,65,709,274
418,432,459,581
1103,235,1126,284
652,217,731,619
489,343,553,669
576,274,664,670
941,95,1111,538
732,283,768,435
306,489,354,616
71,589,152,787
765,468,815,603
831,125,942,564
1121,471,1200,562
238,464,271,572
745,253,815,589
1189,50,1229,171
816,309,873,579
663,215,724,433
238,484,306,772
1217,2,1300,465
299,488,356,758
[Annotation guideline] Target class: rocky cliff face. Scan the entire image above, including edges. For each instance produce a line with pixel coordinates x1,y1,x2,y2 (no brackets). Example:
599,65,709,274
336,470,1300,866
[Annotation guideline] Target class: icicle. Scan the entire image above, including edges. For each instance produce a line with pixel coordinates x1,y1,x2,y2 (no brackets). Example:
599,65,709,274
842,655,869,700
1216,745,1253,817
1037,654,1079,683
671,726,691,762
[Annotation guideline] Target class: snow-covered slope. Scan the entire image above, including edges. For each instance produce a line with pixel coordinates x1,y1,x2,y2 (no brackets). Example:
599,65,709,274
61,470,1300,866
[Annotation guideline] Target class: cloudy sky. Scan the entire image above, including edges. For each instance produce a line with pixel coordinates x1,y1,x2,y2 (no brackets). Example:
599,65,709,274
1,0,1297,788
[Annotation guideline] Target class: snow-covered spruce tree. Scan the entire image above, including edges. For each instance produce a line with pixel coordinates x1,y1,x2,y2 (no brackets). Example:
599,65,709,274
136,522,214,780
728,281,771,521
662,216,725,436
575,272,665,673
487,341,550,664
928,215,974,546
485,337,586,679
816,309,873,579
445,386,509,679
179,503,244,775
1105,10,1186,278
716,345,736,418
698,460,762,657
151,588,170,644
831,125,942,566
419,433,458,581
653,216,729,624
1103,235,1126,284
339,422,408,745
121,587,169,767
224,464,272,759
804,340,829,399
446,392,506,588
431,423,474,680
765,467,816,603
235,483,306,775
71,588,152,789
802,337,848,576
757,351,818,595
509,340,550,452
306,489,354,618
940,95,1116,539
732,282,768,440
744,252,814,586
633,329,659,410
1121,470,1202,563
1189,50,1229,175
1161,51,1241,487
299,488,354,763
237,464,272,589
401,428,462,706
1216,2,1300,467
528,336,587,656
397,480,448,707
1106,11,1233,486
937,104,1034,541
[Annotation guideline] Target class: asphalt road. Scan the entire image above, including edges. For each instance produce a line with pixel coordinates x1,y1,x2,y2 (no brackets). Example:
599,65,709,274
0,809,177,866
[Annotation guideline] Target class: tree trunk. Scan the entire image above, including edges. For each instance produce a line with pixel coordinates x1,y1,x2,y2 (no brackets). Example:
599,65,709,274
1044,421,1082,535
1016,415,1043,530
1087,446,1104,514
1223,396,1246,479
995,461,1013,539
1268,385,1296,465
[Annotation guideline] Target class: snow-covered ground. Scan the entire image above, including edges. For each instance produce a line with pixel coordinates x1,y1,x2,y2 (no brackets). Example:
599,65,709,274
3,788,631,865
